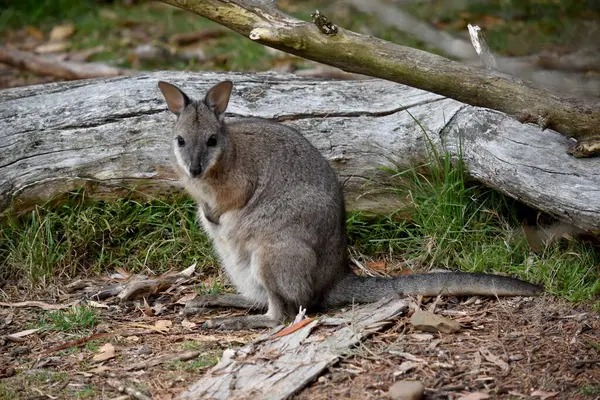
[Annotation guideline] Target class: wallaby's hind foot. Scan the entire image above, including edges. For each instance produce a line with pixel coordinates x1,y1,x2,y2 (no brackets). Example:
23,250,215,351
202,314,279,330
182,294,266,316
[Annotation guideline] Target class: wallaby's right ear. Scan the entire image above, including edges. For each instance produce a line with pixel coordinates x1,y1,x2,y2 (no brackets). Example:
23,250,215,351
158,81,190,115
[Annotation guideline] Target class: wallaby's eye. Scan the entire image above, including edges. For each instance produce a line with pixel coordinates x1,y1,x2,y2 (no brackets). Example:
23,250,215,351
176,136,185,147
206,135,217,147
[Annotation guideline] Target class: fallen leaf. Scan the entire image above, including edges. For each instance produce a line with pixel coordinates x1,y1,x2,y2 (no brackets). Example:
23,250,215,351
393,361,419,376
179,263,197,277
181,319,197,329
531,390,559,399
68,46,106,62
114,267,132,280
274,318,314,338
49,24,76,41
457,392,491,400
480,347,510,374
35,41,70,54
143,298,153,317
367,261,386,272
177,293,197,304
154,319,173,332
7,328,40,340
410,333,434,341
87,365,111,374
26,26,45,41
410,309,461,333
92,343,116,362
152,302,167,315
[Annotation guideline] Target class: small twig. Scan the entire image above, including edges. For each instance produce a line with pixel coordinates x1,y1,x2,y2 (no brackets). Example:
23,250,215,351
107,379,152,400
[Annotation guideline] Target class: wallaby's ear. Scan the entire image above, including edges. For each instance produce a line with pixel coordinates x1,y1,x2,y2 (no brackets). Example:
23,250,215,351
158,81,190,115
204,80,233,118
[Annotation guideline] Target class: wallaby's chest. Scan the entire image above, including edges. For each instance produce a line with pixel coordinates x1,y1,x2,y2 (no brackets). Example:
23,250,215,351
198,209,268,306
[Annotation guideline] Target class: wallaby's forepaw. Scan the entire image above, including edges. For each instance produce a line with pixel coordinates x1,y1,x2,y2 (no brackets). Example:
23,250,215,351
202,315,280,331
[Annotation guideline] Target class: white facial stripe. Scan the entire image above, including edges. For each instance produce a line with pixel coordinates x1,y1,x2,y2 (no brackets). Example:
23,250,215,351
173,144,191,177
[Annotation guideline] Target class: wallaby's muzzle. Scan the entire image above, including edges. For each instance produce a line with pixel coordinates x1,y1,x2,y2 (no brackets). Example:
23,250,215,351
190,165,202,177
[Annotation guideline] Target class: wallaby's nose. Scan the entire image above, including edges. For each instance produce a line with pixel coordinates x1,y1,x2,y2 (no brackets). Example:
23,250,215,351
190,166,202,177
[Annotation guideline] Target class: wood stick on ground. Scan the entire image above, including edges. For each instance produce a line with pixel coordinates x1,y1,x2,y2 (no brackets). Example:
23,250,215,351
158,0,600,157
0,46,132,80
107,379,152,400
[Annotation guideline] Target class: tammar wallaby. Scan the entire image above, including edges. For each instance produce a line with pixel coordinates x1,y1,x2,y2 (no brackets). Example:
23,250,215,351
158,80,543,330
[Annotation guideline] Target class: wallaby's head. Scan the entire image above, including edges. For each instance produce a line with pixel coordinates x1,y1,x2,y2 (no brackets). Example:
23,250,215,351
158,80,233,179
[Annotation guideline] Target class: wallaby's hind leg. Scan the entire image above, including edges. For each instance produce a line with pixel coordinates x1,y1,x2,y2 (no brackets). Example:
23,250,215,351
202,295,285,330
202,244,316,330
183,293,265,316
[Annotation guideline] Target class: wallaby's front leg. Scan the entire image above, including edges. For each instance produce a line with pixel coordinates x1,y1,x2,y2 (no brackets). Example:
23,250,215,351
183,293,265,316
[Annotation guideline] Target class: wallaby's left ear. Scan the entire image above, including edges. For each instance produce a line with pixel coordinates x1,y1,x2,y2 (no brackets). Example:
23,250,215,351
204,80,233,119
158,81,190,115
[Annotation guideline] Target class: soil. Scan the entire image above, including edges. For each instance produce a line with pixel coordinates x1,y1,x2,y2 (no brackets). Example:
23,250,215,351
1,280,599,400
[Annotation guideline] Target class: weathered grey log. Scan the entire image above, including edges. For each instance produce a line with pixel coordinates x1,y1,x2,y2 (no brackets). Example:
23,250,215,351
180,297,408,400
1,71,600,230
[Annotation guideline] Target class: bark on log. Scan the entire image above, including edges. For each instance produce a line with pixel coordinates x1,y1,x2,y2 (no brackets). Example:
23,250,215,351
1,71,600,231
158,0,600,157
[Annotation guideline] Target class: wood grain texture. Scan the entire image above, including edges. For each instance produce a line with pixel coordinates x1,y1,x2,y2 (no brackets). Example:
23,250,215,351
1,71,599,229
180,297,408,400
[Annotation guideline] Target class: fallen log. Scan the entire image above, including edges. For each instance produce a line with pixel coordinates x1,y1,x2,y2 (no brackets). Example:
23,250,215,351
1,71,599,231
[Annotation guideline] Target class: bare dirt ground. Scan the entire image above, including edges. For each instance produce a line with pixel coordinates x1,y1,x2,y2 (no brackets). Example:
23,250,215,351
1,277,599,400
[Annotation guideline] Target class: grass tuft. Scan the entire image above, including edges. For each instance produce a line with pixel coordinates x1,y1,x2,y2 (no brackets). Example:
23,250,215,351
347,147,599,303
39,305,99,333
0,191,216,285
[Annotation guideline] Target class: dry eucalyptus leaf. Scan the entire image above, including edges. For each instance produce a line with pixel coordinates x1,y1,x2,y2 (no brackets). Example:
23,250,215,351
177,293,198,304
479,347,510,374
35,41,70,54
49,24,76,41
7,328,40,340
155,320,173,332
181,319,197,329
92,343,116,362
410,310,460,333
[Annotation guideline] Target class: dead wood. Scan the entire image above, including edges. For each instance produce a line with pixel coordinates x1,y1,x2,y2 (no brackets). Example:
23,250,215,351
347,0,600,99
180,297,408,400
2,71,600,230
0,46,132,80
158,0,600,156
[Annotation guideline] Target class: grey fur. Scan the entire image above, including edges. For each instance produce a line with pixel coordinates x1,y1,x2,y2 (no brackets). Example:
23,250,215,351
157,80,543,330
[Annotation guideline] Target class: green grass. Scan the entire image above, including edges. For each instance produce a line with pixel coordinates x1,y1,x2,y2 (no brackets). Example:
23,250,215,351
0,383,17,400
0,191,216,284
580,384,600,396
347,148,599,303
167,355,219,372
38,305,99,333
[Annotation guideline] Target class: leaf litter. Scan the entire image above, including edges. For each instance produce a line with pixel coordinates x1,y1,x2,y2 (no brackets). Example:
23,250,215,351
0,268,599,399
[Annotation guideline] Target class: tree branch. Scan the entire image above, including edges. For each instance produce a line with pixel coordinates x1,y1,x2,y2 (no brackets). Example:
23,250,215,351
159,0,600,157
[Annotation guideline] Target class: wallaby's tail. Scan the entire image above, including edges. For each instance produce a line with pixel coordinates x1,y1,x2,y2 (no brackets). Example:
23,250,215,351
323,272,543,308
